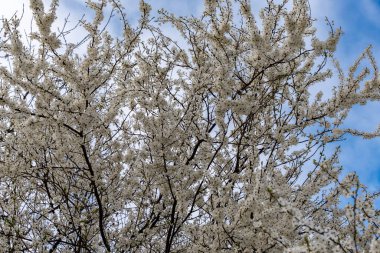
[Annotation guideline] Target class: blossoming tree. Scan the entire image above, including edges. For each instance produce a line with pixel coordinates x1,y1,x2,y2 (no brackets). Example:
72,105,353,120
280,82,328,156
0,0,379,252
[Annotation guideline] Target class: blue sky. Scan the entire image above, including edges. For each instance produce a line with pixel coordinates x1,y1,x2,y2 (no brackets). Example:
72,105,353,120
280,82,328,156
1,0,380,194
310,0,380,194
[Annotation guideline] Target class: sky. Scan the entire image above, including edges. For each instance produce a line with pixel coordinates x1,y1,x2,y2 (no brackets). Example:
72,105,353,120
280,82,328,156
309,0,380,194
0,0,380,195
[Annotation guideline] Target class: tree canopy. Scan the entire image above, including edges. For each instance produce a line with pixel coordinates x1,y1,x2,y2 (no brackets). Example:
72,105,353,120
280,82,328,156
0,0,379,252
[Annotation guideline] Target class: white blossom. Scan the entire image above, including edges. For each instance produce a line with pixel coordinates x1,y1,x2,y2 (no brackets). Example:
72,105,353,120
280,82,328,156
0,0,378,252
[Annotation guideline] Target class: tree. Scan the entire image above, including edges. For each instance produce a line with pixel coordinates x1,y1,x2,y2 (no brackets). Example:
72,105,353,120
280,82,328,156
0,0,379,251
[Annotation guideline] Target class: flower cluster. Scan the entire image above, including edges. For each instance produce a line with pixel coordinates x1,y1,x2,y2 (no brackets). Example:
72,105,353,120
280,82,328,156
0,0,378,252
